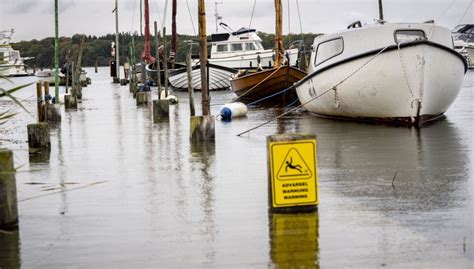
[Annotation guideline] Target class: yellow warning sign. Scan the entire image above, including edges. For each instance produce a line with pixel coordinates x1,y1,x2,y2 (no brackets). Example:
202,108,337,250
269,139,318,207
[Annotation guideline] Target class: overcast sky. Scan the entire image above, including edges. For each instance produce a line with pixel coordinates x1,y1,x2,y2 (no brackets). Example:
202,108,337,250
1,0,472,42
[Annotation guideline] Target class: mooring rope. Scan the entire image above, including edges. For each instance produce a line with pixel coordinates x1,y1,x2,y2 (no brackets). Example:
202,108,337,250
236,45,391,136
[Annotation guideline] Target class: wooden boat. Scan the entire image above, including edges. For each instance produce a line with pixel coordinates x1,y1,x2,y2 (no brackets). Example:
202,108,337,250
231,66,306,103
229,0,306,105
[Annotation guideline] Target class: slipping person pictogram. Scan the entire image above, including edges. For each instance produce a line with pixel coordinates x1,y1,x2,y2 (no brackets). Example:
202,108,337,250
285,157,302,173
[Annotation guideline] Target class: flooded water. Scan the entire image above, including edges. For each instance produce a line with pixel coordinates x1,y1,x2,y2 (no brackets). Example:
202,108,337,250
0,67,473,268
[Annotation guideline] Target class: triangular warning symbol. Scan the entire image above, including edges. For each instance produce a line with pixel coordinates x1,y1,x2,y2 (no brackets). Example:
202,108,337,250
276,147,312,180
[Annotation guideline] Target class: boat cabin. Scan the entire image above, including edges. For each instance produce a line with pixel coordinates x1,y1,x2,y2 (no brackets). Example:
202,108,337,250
208,28,265,59
309,22,455,72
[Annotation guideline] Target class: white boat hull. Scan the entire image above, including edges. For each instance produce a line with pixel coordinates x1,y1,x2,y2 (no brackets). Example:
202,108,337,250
296,44,465,123
196,48,299,70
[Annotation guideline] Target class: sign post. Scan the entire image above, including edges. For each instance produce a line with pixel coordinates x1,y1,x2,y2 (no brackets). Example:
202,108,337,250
267,134,319,213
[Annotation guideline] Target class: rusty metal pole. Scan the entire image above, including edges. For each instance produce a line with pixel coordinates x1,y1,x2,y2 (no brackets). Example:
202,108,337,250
198,0,210,116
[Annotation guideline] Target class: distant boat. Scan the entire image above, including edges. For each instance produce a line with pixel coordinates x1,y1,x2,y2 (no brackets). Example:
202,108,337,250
229,0,307,105
35,68,87,86
200,26,301,70
452,24,473,69
0,29,34,77
168,62,237,91
295,21,467,126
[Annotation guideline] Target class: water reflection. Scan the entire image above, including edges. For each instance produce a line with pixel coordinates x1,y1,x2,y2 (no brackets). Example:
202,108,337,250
0,229,21,268
191,141,217,266
269,212,320,268
298,116,470,212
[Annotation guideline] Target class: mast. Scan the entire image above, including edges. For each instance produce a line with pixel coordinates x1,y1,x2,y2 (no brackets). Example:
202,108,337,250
54,0,59,101
198,0,210,116
274,0,284,68
140,0,143,36
114,0,120,80
378,0,384,21
142,0,155,63
214,2,223,33
171,0,177,63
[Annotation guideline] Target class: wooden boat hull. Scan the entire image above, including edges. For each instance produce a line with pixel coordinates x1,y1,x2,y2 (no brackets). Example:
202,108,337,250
230,66,306,104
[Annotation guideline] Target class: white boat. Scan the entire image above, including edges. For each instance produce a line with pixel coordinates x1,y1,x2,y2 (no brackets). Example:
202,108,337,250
169,63,237,91
0,30,34,77
452,24,474,69
294,21,467,125
194,27,300,70
35,69,87,85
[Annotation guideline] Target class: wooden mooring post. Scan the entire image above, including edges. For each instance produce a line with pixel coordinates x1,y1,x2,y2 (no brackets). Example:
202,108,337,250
43,82,61,123
152,21,169,122
0,149,18,229
190,0,215,142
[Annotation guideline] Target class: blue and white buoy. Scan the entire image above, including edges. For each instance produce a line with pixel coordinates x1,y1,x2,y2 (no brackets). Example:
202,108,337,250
219,102,248,121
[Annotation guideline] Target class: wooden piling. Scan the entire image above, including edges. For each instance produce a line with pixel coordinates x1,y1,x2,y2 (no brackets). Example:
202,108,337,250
190,115,215,142
191,0,215,143
136,92,148,106
27,123,51,154
187,53,195,117
153,100,169,122
154,21,162,97
163,27,169,97
36,82,44,122
95,60,98,73
64,94,77,109
43,82,61,123
0,149,18,229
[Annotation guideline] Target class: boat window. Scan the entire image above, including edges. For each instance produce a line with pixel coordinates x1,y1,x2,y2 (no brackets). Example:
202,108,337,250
231,43,243,51
245,43,256,51
314,38,344,66
217,44,228,52
255,42,264,50
395,30,426,43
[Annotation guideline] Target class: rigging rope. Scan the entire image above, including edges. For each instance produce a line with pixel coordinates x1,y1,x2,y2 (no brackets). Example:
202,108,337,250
236,45,390,136
436,0,458,22
287,0,291,44
248,0,257,30
458,0,473,25
186,0,197,35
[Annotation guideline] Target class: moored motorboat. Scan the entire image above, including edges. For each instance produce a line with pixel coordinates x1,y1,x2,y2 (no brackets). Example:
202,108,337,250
0,29,34,77
452,24,474,69
294,21,467,125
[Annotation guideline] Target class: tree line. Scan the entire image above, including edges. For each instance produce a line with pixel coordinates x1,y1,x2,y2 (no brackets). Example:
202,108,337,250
11,32,321,68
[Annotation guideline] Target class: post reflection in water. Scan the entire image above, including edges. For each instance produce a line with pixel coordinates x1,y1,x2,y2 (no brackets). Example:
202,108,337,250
0,229,21,268
191,141,217,265
269,212,320,268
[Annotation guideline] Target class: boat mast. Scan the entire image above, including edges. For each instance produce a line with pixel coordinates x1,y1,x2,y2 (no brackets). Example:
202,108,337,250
214,1,223,33
378,0,384,21
171,0,177,63
114,0,120,80
142,0,155,63
198,0,210,116
140,0,143,36
274,0,284,68
54,0,59,101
